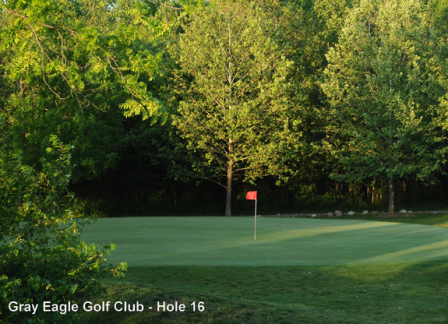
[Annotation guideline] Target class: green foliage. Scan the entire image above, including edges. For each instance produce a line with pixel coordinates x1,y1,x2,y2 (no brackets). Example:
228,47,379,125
322,0,447,212
170,0,295,215
249,0,358,196
0,137,126,324
2,0,448,218
0,0,168,181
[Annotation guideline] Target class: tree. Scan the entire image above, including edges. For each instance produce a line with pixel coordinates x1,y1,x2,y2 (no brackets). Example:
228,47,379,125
0,0,164,181
171,0,292,216
322,0,446,213
267,0,357,196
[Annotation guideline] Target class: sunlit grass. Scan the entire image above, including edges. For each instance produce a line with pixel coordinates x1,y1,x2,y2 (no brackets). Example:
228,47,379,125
80,216,448,323
338,212,448,227
81,217,448,266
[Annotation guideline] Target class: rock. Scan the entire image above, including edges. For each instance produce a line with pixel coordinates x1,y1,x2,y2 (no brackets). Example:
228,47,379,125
362,210,369,214
335,210,343,217
277,213,281,216
399,209,407,213
328,212,334,217
311,214,317,217
371,211,379,214
347,211,355,216
408,210,413,214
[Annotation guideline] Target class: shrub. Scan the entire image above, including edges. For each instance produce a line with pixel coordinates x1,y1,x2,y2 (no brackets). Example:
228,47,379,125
0,136,126,323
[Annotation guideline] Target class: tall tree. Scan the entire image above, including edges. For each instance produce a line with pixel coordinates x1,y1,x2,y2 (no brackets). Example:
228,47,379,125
322,0,446,213
268,0,357,194
171,0,293,216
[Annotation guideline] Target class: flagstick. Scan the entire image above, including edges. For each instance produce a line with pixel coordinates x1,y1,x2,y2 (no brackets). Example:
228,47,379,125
254,199,257,240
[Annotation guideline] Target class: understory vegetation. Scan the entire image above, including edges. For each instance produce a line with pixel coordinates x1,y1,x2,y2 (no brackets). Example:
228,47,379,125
0,138,126,323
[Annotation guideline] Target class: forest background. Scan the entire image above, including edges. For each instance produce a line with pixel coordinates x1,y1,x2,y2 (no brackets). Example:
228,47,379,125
2,0,448,218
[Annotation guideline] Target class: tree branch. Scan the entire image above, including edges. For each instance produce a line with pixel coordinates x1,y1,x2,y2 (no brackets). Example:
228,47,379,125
199,176,227,189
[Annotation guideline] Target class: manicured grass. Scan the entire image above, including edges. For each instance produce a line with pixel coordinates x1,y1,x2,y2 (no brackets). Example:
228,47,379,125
81,217,448,265
331,212,448,227
80,216,448,323
87,262,448,324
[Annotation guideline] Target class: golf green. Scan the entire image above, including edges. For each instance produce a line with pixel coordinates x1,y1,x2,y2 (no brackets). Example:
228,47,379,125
80,217,448,266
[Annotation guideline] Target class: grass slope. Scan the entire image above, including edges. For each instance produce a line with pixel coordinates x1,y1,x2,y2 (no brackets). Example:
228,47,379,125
80,215,448,323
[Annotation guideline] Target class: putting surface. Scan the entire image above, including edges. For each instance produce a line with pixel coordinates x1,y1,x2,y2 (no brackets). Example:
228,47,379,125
80,217,448,266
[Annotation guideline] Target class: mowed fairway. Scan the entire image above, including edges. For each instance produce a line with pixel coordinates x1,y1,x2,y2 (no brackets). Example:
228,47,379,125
83,217,448,324
80,217,448,266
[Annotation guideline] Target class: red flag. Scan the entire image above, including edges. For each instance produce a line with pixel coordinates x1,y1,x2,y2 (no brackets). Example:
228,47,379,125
246,191,257,200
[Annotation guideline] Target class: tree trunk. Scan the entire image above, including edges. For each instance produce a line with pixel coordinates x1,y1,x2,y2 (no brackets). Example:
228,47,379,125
388,177,395,214
225,162,233,216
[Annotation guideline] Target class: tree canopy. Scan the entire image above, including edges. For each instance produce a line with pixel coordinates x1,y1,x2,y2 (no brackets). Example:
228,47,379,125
322,0,447,213
170,0,296,216
1,0,448,223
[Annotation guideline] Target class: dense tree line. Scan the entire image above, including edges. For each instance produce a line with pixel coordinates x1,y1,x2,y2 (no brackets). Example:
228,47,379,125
2,0,448,221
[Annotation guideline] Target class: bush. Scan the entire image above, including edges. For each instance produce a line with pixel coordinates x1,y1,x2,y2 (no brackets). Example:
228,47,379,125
0,136,126,324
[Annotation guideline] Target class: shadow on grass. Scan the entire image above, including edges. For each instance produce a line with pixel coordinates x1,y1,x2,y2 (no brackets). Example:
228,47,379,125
86,260,448,324
82,217,448,323
138,220,448,266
